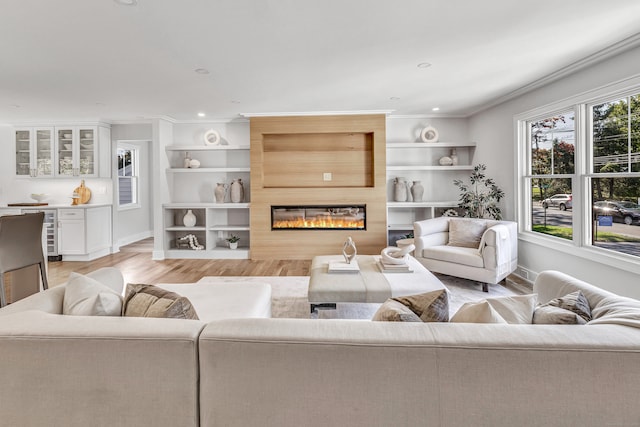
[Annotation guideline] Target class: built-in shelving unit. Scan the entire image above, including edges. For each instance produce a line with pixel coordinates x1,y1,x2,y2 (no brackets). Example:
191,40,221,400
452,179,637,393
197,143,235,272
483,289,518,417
162,143,251,259
386,141,476,242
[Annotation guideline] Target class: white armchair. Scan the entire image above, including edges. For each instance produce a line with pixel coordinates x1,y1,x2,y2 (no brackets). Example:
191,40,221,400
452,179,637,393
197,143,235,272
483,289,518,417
413,217,518,292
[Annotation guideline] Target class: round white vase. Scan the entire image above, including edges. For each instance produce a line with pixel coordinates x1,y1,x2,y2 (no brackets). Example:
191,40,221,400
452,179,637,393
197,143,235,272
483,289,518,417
183,209,196,227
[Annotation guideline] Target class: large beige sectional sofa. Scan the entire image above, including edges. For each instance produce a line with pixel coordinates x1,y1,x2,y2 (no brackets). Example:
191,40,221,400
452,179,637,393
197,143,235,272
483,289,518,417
1,269,640,426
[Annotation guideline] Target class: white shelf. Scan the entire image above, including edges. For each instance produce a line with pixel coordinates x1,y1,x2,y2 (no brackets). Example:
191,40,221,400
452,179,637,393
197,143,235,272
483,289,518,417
388,224,415,231
164,203,250,209
165,145,249,151
387,201,459,208
209,225,250,231
166,167,250,173
387,165,474,172
165,226,206,232
387,142,476,148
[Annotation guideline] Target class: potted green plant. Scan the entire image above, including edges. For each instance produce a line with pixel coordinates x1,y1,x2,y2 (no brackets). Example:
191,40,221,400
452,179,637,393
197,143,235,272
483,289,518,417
453,164,505,219
226,234,240,249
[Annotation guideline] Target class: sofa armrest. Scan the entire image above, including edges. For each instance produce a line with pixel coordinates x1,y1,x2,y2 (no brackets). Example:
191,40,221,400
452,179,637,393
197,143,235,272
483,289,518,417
480,224,515,271
414,217,450,256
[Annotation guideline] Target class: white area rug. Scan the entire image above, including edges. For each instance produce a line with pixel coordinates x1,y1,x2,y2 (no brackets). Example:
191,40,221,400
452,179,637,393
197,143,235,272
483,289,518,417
196,274,526,319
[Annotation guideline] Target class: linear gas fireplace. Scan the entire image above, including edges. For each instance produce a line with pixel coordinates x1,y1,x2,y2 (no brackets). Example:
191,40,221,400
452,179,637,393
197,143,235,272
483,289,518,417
271,205,366,230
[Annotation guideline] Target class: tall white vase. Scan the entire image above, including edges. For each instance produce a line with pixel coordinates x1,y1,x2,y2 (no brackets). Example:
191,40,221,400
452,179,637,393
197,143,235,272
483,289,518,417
230,179,244,203
183,209,196,227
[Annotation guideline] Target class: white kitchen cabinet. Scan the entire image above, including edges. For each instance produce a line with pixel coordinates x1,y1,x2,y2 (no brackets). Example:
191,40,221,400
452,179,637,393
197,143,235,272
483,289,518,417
58,206,112,261
15,123,111,178
55,126,98,177
15,127,55,177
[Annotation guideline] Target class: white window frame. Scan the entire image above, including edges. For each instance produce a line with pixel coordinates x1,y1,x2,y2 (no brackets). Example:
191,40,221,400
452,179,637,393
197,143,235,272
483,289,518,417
117,142,140,210
515,74,640,276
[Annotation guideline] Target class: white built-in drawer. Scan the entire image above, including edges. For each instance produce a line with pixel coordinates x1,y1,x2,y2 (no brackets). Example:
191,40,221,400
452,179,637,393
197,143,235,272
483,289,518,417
58,209,85,220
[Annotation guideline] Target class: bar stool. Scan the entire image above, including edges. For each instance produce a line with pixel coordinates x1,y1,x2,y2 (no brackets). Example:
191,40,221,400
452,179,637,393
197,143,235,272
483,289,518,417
0,212,49,307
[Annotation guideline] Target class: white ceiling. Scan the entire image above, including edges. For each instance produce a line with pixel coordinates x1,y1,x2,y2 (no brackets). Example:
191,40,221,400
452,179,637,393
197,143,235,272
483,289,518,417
2,0,640,124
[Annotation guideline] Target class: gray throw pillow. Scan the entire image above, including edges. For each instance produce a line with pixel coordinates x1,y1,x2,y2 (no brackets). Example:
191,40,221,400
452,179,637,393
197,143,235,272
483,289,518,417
533,290,591,325
372,289,449,322
447,219,487,249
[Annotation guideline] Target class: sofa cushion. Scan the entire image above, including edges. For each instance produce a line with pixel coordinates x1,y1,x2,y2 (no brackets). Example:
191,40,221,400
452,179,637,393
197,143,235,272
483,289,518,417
421,245,484,268
450,294,537,324
63,272,123,316
533,290,591,325
123,284,199,320
447,218,487,249
372,289,449,322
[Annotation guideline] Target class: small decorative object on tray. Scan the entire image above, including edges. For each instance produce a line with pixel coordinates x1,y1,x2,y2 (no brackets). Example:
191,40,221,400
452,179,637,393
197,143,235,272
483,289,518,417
342,236,357,264
204,129,221,146
379,244,416,273
328,259,360,273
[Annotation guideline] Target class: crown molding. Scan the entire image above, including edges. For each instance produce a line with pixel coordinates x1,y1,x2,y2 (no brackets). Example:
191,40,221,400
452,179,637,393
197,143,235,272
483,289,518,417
468,32,640,117
240,110,393,118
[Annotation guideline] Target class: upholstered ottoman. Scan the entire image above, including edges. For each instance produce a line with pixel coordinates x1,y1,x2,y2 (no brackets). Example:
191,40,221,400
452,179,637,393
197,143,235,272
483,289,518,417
157,283,272,322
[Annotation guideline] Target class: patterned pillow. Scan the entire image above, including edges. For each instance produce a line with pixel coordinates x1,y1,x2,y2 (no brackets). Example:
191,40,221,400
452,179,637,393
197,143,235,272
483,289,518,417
123,284,199,320
372,289,449,322
533,290,591,325
447,219,487,249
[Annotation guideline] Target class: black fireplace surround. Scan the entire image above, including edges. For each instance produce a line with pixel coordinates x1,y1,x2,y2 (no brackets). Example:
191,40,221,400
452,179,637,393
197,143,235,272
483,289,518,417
271,205,366,230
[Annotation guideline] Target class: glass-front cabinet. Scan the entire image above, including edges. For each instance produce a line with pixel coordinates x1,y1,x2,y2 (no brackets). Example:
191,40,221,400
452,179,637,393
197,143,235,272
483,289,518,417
56,126,97,177
15,127,54,177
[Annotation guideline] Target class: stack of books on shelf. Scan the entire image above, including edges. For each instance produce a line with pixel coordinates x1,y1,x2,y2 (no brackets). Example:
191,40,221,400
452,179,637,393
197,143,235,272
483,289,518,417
377,259,413,273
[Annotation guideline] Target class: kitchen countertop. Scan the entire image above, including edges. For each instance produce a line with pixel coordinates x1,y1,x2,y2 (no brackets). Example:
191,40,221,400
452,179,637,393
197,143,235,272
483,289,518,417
1,203,112,209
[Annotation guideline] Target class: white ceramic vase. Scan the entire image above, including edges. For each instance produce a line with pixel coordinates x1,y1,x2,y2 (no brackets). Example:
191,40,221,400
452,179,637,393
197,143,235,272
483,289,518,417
214,183,227,203
183,209,196,227
393,177,408,202
411,180,424,202
230,179,244,203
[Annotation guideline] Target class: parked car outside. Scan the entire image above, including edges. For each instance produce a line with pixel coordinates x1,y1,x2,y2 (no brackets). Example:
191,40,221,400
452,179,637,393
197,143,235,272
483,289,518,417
593,200,640,225
541,194,572,210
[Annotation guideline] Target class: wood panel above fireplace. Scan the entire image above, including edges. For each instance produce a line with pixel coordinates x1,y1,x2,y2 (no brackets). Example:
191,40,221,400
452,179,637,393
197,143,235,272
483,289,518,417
250,114,387,260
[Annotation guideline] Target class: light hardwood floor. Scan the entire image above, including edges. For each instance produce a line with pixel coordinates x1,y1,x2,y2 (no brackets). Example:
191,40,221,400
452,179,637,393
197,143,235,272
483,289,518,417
47,238,311,287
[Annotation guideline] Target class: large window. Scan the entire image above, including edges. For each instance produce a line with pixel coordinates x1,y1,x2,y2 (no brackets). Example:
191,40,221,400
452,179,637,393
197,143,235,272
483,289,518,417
519,88,640,261
590,94,640,256
117,144,138,208
526,112,575,241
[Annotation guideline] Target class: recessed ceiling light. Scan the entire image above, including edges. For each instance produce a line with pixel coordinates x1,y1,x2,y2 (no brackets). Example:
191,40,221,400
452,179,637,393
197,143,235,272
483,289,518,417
195,68,210,75
417,62,432,68
114,0,137,5
390,97,400,101
197,112,206,117
432,107,440,111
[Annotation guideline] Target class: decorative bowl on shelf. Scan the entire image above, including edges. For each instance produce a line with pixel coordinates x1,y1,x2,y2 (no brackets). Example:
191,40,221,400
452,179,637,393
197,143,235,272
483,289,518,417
63,143,72,150
31,193,48,202
63,133,71,139
84,132,92,139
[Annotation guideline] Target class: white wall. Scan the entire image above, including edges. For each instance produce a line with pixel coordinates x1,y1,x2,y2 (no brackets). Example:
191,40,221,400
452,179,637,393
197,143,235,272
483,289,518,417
468,45,640,299
111,123,153,249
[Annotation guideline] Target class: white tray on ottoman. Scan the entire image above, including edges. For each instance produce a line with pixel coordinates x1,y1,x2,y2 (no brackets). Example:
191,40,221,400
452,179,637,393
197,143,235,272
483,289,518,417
157,282,272,322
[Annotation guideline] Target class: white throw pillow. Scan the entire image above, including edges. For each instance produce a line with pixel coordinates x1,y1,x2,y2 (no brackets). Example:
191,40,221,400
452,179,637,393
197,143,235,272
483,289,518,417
451,294,537,324
450,300,507,323
63,272,123,316
447,219,487,249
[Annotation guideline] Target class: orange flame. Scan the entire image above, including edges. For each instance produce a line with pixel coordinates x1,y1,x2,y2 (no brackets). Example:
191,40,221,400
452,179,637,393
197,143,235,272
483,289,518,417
273,217,364,229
